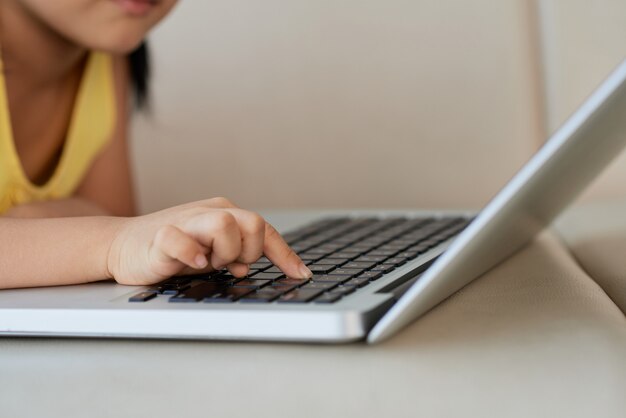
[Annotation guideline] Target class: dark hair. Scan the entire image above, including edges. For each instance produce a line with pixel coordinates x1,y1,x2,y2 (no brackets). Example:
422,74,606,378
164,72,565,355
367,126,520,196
128,41,150,110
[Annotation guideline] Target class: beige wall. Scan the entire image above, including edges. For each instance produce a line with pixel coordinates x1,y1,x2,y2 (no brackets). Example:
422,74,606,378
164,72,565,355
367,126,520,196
132,0,542,213
537,0,626,201
132,1,626,214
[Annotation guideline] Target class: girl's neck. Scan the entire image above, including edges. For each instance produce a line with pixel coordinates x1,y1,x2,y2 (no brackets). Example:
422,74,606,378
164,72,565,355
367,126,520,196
1,0,87,89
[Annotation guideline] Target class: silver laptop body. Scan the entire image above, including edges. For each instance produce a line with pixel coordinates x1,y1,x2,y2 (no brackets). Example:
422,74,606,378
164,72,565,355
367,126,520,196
2,58,626,344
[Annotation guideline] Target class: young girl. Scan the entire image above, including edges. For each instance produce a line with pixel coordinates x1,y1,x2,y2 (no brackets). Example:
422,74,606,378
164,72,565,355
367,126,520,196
0,0,312,289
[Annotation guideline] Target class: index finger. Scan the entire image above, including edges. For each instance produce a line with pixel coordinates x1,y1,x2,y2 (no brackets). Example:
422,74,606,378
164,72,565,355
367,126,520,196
262,223,312,279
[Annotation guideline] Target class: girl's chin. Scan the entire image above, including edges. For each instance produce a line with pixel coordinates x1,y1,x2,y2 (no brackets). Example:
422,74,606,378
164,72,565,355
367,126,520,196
88,32,146,54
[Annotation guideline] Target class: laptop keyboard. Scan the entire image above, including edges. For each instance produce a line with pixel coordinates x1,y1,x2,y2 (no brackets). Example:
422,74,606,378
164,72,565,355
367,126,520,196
128,216,470,305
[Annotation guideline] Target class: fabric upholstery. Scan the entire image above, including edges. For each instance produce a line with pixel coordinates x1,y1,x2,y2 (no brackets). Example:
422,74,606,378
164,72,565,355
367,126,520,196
556,199,626,314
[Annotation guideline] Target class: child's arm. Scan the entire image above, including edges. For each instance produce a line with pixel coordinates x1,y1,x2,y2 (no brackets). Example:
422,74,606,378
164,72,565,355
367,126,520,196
4,197,111,218
0,215,123,289
0,198,311,289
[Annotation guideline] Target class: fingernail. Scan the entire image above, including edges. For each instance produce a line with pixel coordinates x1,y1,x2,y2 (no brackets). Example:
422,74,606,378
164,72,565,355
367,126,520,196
299,263,313,278
194,254,208,269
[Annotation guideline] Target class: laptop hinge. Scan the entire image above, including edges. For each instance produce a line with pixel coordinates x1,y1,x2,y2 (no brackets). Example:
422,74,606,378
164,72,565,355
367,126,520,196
376,257,437,300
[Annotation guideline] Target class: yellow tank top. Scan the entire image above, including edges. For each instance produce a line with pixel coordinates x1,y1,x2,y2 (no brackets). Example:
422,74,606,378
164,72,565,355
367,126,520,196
0,52,116,213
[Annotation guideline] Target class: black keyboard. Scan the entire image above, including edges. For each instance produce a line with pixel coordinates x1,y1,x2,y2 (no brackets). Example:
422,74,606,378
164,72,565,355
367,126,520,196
128,216,470,305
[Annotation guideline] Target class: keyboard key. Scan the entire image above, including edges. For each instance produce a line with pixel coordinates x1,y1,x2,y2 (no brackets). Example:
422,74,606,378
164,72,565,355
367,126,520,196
158,288,181,296
314,293,342,304
407,244,430,253
233,279,272,288
307,248,333,255
315,257,350,265
129,291,157,302
151,282,190,295
163,277,193,286
301,282,336,290
278,288,325,303
307,264,337,274
298,253,323,261
355,271,383,281
402,235,428,245
370,264,396,274
354,255,387,263
240,288,283,303
310,274,352,283
394,238,419,245
263,266,283,274
343,261,378,270
204,287,254,303
318,243,345,251
396,251,420,259
369,237,392,246
386,257,409,266
379,243,410,250
329,268,364,277
249,272,285,280
275,278,310,286
339,247,369,255
430,233,450,241
300,238,326,247
366,249,398,256
332,252,359,259
201,276,239,285
270,283,299,293
170,283,227,303
212,273,234,281
156,287,184,296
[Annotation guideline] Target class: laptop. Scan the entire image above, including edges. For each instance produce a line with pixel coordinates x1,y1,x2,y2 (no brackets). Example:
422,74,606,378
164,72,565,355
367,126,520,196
2,58,626,344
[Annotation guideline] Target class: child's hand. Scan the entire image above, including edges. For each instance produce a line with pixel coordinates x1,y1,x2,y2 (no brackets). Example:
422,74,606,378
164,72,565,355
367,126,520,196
106,197,312,286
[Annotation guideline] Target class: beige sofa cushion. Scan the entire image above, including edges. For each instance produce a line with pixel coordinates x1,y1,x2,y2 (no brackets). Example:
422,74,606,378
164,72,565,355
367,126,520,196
556,200,626,313
132,0,542,213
